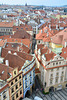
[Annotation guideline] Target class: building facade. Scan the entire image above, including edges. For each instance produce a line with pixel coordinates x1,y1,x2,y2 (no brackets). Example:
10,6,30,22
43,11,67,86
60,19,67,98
22,57,35,97
35,45,67,93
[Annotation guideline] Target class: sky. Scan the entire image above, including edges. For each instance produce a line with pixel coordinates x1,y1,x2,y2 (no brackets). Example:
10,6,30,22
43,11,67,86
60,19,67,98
0,0,67,6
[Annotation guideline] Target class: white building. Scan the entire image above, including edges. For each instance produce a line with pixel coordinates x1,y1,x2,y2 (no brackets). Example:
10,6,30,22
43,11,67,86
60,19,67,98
35,44,67,93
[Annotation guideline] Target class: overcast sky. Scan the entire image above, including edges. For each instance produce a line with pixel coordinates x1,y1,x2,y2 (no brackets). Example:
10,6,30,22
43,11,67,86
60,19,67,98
0,0,67,6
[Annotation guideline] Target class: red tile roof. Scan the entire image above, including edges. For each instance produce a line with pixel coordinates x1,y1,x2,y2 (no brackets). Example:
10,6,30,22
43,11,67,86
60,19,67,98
0,21,14,27
36,26,54,42
0,40,6,47
0,63,13,80
60,47,67,59
2,48,32,61
5,42,30,53
13,24,32,31
0,37,31,48
51,28,67,45
4,53,25,71
11,30,32,40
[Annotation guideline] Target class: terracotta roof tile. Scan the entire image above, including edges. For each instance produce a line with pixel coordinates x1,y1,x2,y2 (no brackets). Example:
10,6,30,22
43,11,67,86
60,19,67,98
11,30,32,40
51,28,67,45
4,53,25,71
0,21,14,27
0,63,13,80
60,47,67,59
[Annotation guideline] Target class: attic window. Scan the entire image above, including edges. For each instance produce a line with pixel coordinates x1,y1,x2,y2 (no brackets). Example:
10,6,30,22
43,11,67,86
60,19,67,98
38,41,40,43
16,28,18,29
64,52,66,54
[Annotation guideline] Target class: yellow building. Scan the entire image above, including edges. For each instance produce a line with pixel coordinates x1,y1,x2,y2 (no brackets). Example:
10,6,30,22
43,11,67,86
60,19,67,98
8,69,23,100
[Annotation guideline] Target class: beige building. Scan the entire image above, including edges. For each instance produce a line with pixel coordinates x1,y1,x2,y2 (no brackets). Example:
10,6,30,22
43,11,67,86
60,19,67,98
35,44,67,93
0,21,14,36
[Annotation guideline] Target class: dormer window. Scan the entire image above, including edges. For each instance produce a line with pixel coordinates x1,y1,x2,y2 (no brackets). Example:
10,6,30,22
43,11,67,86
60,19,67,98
64,52,66,54
14,71,16,75
38,41,40,43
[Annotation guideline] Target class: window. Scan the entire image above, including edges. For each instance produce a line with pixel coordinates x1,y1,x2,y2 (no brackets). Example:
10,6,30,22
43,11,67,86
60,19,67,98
25,76,27,80
15,78,17,82
57,68,59,71
50,79,53,84
62,67,64,69
56,72,59,76
60,77,63,82
51,69,53,71
30,74,31,76
16,28,18,29
59,62,61,64
30,81,32,84
10,29,12,31
11,88,14,93
19,75,21,79
11,81,13,85
53,63,55,66
19,82,22,86
25,85,27,88
20,90,22,95
56,62,58,65
38,41,40,43
16,85,18,89
55,78,58,83
14,71,16,75
50,74,53,77
12,96,15,100
16,93,18,98
61,71,64,75
3,95,6,99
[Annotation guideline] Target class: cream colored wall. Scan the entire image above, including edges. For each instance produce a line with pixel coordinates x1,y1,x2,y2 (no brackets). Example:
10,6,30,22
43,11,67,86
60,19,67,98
27,31,33,36
35,48,67,92
0,88,9,100
50,42,63,49
9,71,23,100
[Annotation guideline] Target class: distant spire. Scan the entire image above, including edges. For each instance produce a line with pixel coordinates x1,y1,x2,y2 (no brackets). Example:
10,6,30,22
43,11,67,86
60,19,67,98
25,3,27,6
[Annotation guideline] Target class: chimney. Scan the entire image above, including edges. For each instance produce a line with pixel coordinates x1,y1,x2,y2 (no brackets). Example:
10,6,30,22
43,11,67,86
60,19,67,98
49,24,51,29
41,30,42,33
17,46,19,51
65,42,67,48
8,51,11,54
13,52,17,55
49,49,51,53
56,25,58,30
21,42,23,46
5,60,9,66
47,32,49,37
